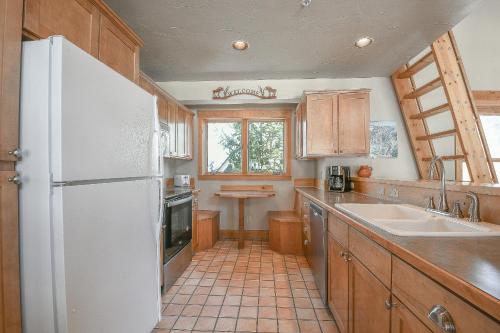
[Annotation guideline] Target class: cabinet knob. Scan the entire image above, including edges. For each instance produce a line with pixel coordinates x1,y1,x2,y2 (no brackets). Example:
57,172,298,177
8,174,21,185
384,299,397,310
340,251,351,262
427,305,455,332
304,239,309,246
339,150,343,153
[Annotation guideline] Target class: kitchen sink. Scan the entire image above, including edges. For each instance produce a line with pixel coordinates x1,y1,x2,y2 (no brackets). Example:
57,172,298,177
335,203,500,237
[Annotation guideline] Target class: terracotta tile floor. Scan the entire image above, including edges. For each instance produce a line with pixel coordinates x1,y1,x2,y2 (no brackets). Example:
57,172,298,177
154,240,339,333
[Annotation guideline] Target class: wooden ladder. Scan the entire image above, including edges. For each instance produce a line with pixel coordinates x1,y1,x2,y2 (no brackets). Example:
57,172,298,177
392,32,497,183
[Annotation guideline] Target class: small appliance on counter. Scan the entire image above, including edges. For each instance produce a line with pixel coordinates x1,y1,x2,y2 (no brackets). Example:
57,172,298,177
327,165,351,192
174,174,191,187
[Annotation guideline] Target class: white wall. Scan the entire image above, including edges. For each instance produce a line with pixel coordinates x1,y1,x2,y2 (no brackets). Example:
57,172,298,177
453,0,500,90
159,77,418,230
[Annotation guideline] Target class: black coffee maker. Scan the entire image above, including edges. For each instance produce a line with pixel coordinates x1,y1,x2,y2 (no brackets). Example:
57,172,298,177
327,166,351,192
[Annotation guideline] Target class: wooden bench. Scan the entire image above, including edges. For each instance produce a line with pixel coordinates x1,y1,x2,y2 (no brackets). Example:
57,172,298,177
268,211,303,255
196,210,220,251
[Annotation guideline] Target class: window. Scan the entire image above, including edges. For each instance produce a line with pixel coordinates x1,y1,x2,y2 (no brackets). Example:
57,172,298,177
206,121,242,173
460,113,500,181
198,109,291,179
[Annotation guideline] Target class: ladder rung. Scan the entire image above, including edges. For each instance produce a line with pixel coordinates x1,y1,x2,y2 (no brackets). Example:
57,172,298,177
404,78,442,99
398,52,435,79
422,155,465,162
416,129,456,141
409,103,449,119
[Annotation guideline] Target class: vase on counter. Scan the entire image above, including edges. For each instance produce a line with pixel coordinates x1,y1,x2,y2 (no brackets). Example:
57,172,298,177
357,165,372,178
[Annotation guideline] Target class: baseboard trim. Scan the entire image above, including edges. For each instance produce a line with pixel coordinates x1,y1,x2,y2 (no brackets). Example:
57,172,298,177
219,229,269,241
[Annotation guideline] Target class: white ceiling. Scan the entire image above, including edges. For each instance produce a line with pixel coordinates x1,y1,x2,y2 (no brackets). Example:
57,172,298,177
105,0,482,81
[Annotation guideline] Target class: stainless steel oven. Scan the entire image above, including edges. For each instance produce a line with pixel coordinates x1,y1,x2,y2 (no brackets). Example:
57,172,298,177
163,192,192,291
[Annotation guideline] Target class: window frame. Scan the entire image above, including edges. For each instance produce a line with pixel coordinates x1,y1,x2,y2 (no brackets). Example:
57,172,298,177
456,101,500,181
198,109,292,180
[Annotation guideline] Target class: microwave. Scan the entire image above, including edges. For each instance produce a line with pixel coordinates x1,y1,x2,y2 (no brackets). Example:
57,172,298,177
174,175,191,187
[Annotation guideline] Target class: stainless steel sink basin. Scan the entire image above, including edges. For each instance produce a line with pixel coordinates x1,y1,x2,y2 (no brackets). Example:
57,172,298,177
335,203,500,237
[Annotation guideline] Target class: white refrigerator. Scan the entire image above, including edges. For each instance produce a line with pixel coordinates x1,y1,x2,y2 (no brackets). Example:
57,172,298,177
17,37,163,333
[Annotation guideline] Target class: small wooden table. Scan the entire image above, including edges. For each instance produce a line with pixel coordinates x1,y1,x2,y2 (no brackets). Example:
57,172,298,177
215,186,276,249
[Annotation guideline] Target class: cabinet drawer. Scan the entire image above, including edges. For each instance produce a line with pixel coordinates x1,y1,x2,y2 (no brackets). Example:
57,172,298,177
348,228,391,288
328,212,348,247
392,257,500,333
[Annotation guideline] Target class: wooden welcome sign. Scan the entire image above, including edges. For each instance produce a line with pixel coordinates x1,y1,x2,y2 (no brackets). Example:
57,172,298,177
212,86,277,100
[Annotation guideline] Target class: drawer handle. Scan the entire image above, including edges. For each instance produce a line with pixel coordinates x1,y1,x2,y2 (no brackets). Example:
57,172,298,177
427,305,455,333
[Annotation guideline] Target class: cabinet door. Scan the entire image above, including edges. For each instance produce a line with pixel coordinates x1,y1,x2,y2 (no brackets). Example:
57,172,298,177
328,235,349,333
176,108,186,158
306,94,338,156
192,193,199,251
185,112,194,159
98,14,139,82
157,94,168,122
338,92,369,155
166,100,177,157
295,102,302,158
349,257,391,333
24,0,100,56
391,297,431,333
138,74,155,95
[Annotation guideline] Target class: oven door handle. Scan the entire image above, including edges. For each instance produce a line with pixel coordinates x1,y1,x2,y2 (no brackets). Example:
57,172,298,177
166,195,193,207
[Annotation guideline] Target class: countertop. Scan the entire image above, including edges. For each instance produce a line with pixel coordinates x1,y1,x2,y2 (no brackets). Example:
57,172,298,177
296,187,500,321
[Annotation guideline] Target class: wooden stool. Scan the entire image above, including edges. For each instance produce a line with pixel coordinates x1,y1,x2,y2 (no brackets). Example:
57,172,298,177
196,210,220,251
268,211,303,255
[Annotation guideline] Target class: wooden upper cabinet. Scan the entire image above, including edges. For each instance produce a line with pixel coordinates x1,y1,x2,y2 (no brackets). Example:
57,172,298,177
185,112,194,159
306,94,338,156
138,73,156,95
338,92,370,155
23,0,100,56
23,0,143,82
295,90,370,159
167,100,177,157
137,72,194,160
176,107,186,158
98,14,140,82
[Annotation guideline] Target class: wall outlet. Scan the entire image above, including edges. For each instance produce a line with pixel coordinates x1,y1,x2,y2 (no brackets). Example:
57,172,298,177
389,188,399,198
376,187,385,196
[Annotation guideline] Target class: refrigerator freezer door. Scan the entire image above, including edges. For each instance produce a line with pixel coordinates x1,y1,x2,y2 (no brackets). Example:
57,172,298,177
48,37,158,182
51,179,161,333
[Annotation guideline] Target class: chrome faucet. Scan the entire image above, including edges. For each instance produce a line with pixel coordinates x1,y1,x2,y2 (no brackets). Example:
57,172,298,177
466,192,480,222
426,156,449,214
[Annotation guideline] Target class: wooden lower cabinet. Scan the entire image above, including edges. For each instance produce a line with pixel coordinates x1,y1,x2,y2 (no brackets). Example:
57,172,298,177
391,297,431,333
327,234,349,333
349,256,391,333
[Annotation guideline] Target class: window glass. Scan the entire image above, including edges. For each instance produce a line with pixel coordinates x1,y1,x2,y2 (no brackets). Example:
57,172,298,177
481,115,500,158
206,122,241,173
248,121,285,174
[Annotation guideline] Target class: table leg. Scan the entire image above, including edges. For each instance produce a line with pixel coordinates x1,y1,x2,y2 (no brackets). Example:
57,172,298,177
238,198,245,249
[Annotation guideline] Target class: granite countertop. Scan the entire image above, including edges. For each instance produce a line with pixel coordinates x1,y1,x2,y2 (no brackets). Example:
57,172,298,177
296,187,500,321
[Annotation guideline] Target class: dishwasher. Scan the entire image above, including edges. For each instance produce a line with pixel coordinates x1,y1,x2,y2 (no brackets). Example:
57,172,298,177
308,202,328,305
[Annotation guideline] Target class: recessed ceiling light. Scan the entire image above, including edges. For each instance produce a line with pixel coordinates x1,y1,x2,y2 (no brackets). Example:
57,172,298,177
301,0,312,7
232,40,249,51
355,36,374,48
